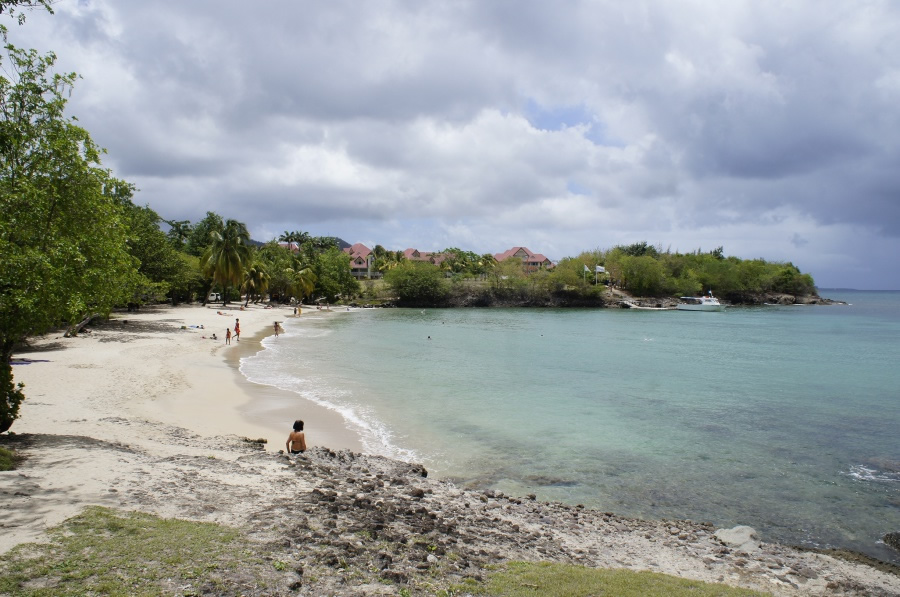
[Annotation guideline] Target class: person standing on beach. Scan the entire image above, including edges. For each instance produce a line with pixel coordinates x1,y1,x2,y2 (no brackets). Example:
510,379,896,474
225,328,231,345
273,321,280,337
286,420,306,454
234,318,240,342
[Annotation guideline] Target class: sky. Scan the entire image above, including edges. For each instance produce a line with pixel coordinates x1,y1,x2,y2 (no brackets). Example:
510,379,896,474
5,1,900,289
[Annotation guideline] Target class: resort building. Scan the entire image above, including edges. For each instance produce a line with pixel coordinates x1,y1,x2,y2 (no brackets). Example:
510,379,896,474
403,248,447,267
343,243,374,279
493,247,553,272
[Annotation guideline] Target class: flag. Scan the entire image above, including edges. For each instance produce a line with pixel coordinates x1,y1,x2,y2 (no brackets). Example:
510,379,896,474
595,266,605,273
584,265,589,272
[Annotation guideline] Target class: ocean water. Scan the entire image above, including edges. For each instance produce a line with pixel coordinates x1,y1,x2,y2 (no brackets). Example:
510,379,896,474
241,291,900,563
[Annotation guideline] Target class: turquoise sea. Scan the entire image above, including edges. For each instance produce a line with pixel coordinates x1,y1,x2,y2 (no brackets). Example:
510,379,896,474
240,290,900,563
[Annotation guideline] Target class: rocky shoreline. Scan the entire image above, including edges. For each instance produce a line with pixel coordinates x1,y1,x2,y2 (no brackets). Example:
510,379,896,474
382,286,843,309
245,446,897,596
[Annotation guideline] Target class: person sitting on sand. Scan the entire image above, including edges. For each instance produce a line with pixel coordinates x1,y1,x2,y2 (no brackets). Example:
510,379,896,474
286,420,307,454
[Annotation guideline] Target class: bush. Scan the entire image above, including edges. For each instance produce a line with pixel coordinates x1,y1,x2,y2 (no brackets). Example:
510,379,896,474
384,262,449,306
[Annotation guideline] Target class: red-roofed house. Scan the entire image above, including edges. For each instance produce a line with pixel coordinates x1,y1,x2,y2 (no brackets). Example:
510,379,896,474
403,248,447,267
343,243,374,279
493,247,553,272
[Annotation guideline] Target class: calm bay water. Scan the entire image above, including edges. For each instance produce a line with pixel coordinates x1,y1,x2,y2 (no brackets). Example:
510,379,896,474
241,290,900,563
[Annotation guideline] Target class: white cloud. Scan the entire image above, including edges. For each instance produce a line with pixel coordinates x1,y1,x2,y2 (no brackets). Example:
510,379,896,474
5,0,900,288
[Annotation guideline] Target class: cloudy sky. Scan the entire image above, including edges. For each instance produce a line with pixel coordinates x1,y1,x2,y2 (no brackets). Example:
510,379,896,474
7,1,900,288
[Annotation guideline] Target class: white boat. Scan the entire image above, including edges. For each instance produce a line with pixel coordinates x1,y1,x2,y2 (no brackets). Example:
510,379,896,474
676,295,726,311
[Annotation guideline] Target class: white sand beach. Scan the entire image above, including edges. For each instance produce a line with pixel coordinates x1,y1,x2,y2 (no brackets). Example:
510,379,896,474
1,304,898,595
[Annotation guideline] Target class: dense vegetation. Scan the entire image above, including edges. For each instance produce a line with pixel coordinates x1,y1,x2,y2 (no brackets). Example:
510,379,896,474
383,242,816,307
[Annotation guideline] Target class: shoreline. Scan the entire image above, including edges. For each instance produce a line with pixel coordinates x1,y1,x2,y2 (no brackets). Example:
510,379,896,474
222,312,364,453
1,303,898,594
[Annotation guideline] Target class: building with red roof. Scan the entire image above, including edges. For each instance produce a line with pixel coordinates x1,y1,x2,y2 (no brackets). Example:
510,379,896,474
343,243,374,279
493,247,553,272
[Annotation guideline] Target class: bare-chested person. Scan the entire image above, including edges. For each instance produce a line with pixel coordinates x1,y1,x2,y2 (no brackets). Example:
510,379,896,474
286,419,307,454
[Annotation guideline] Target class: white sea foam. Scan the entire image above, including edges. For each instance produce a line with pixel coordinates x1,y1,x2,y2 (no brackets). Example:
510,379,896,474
239,316,418,463
845,464,900,483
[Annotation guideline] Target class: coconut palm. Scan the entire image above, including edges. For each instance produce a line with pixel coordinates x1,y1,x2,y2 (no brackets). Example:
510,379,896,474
478,253,498,279
242,262,270,306
278,230,310,253
286,262,317,304
201,219,252,305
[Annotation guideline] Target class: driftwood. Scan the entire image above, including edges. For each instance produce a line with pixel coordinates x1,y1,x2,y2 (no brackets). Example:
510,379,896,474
64,312,100,337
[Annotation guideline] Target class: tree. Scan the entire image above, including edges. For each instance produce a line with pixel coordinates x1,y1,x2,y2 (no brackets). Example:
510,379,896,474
121,199,185,305
162,219,192,250
278,230,309,253
0,0,53,26
200,219,251,305
312,247,358,302
0,44,137,431
285,262,316,304
384,261,449,306
185,211,223,257
241,260,270,306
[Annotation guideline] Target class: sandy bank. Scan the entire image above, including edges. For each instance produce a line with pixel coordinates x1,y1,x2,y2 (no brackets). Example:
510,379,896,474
0,304,898,595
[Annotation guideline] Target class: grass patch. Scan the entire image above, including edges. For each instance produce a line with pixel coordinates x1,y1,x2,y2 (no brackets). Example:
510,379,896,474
0,506,278,595
0,445,22,471
469,561,768,597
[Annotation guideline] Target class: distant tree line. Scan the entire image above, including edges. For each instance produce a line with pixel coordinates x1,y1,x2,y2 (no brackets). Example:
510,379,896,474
383,242,816,306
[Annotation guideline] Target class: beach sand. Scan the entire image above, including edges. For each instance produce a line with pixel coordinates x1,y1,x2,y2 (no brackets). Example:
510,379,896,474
1,304,898,595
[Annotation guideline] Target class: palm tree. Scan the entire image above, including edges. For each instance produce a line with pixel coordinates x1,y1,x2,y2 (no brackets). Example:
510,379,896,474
478,253,497,279
278,230,310,253
242,262,270,306
286,259,317,304
201,219,252,305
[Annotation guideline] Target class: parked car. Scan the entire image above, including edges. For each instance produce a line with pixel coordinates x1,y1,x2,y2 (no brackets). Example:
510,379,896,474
207,292,221,303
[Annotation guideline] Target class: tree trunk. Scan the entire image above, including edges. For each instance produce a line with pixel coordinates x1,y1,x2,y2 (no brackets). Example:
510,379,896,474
64,313,99,337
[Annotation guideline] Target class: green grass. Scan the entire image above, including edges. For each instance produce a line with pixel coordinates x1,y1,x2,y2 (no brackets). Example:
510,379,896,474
0,445,22,471
0,506,276,596
466,561,768,597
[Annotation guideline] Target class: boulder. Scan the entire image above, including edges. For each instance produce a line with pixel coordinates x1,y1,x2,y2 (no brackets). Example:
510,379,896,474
714,525,761,552
884,531,900,552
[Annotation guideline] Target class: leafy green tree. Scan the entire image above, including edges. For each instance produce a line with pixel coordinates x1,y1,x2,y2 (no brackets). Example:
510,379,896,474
185,211,223,257
255,241,295,302
200,219,251,305
621,255,667,296
0,0,53,25
167,252,205,304
120,199,186,304
162,219,192,250
313,247,358,302
384,261,449,306
0,44,136,431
